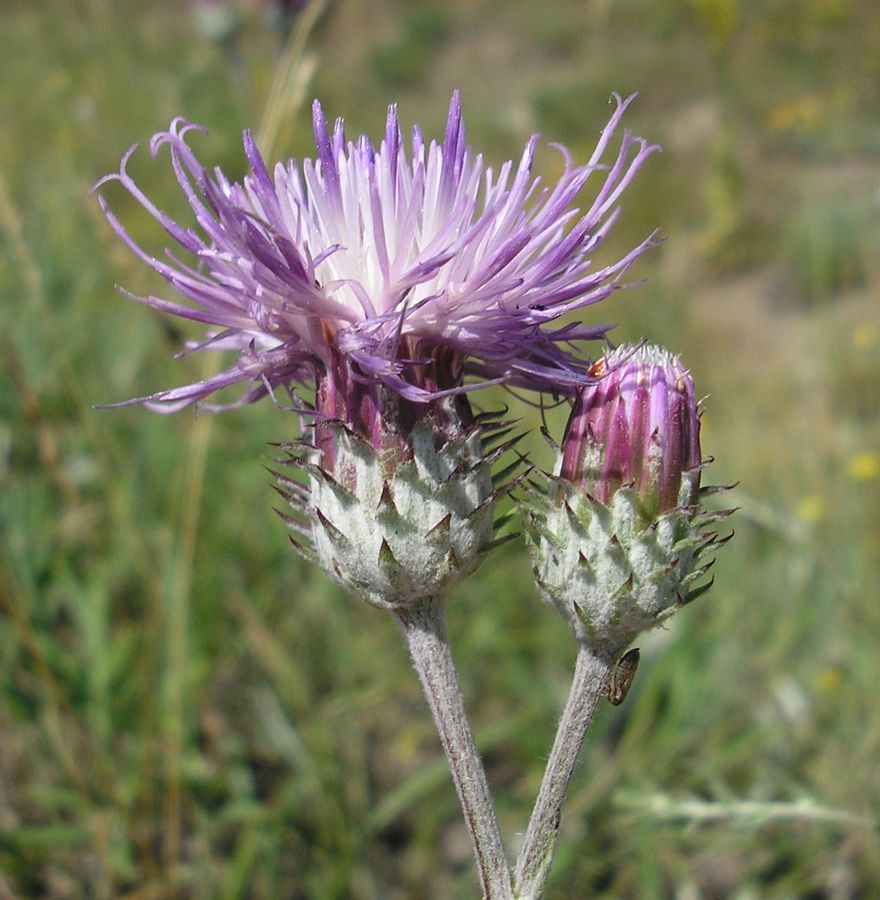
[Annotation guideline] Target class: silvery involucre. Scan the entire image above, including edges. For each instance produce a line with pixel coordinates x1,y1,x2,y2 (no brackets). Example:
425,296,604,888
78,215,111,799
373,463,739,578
274,344,518,610
525,343,732,655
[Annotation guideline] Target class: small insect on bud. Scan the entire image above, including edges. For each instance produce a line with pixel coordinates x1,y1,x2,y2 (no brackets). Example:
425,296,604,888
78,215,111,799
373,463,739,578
525,343,732,656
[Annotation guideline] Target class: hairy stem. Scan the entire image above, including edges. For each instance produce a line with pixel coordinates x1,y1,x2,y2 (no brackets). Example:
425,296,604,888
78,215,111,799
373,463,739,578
513,643,614,900
394,599,513,900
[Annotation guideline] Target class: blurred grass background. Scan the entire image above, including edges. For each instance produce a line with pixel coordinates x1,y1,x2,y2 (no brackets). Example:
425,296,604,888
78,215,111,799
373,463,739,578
1,0,879,896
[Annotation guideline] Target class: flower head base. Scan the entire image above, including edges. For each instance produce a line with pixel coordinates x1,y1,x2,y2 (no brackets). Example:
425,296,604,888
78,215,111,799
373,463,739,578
94,92,658,412
525,343,731,654
274,356,520,609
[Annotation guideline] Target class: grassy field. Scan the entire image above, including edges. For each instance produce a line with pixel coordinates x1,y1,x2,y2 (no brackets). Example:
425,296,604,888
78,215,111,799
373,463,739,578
1,0,879,896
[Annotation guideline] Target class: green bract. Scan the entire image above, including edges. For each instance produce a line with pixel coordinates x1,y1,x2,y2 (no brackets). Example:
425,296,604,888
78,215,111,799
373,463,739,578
275,404,517,610
525,474,728,655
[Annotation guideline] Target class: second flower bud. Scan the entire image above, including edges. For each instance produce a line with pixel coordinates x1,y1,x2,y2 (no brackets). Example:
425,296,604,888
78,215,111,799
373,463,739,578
525,343,729,656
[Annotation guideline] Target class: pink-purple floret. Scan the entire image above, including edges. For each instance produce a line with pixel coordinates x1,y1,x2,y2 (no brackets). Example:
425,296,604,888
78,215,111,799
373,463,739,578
94,92,659,412
559,344,702,511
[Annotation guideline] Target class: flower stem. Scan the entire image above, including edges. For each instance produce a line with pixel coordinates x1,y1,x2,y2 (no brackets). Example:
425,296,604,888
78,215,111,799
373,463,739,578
513,643,614,900
394,599,513,900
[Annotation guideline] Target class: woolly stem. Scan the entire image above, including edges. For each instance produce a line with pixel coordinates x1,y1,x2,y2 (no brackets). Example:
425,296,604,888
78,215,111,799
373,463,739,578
394,599,513,900
513,642,614,900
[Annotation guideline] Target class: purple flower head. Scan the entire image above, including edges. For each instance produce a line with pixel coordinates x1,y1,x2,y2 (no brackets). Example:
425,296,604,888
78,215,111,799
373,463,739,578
95,92,658,413
559,343,701,514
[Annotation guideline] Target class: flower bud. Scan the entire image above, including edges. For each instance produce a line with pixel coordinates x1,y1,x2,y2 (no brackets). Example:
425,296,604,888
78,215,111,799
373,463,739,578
525,343,731,655
560,343,701,516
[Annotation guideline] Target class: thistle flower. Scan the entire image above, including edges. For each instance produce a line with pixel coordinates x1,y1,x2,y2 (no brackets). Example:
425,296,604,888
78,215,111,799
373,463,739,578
94,98,670,894
95,94,657,611
525,343,732,654
94,92,658,413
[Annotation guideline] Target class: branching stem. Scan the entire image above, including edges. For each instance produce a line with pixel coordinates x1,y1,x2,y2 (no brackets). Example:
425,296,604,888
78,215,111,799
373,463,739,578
513,643,614,900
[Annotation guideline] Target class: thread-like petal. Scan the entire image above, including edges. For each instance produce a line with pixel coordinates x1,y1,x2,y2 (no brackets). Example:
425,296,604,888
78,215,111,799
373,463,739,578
96,93,659,410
